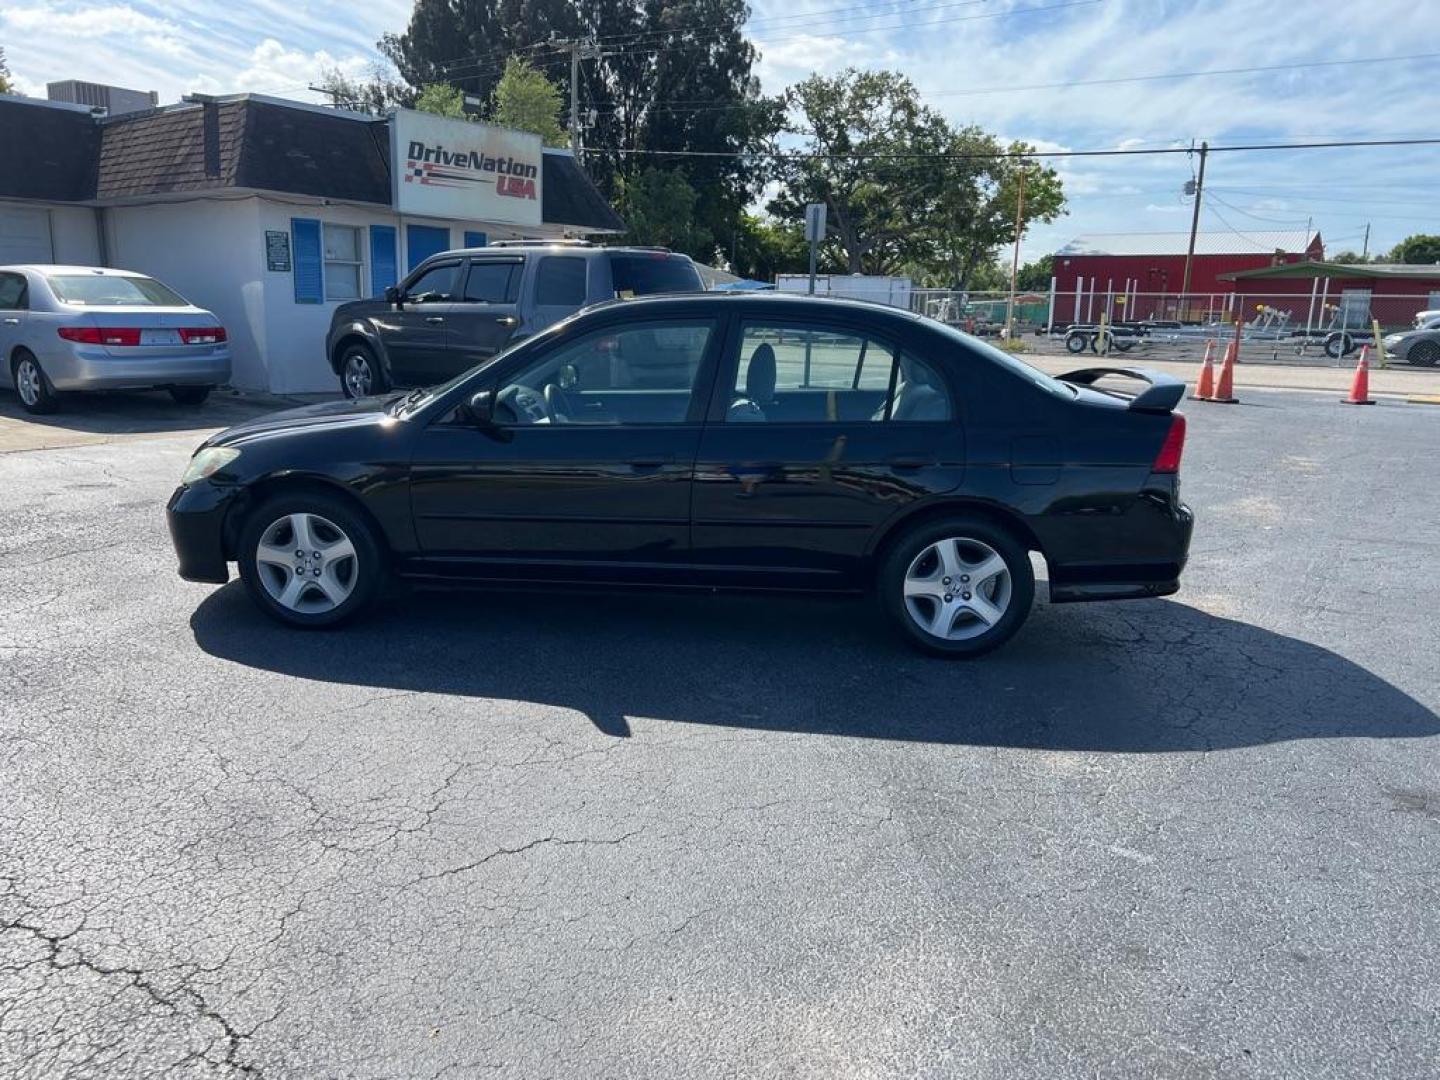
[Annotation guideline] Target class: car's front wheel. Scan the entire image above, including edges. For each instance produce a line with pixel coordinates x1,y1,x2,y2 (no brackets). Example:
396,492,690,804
1408,341,1439,367
237,492,386,628
879,516,1034,657
13,351,59,415
339,342,387,399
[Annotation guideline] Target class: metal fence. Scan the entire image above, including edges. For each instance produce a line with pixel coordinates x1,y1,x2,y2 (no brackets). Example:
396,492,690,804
908,287,1440,339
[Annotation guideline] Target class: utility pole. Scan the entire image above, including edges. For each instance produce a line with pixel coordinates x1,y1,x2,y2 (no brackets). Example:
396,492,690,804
550,36,601,158
1361,222,1371,260
1005,167,1027,342
1181,140,1208,301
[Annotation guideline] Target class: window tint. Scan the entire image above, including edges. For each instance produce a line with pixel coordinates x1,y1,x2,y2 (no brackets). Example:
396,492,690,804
499,321,713,425
608,254,703,297
0,273,25,310
462,262,519,303
45,274,187,307
727,323,951,423
535,257,587,307
323,223,363,301
405,262,460,303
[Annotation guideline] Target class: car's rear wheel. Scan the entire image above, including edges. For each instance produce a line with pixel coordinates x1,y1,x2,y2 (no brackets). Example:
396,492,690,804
879,516,1034,657
1408,340,1440,367
13,351,59,415
339,342,387,399
237,492,386,628
169,385,212,406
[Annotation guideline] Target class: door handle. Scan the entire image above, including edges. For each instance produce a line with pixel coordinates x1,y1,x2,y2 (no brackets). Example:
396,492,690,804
425,316,445,325
886,453,937,469
2,318,18,325
495,315,519,327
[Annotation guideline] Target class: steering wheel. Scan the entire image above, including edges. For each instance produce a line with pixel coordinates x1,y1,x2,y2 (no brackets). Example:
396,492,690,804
496,383,553,424
543,381,577,423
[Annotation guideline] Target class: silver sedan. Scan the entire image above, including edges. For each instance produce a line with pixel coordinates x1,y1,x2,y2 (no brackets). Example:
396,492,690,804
0,265,231,414
1383,315,1440,367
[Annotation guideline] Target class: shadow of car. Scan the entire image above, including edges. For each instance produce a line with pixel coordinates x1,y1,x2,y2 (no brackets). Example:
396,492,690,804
189,586,1438,751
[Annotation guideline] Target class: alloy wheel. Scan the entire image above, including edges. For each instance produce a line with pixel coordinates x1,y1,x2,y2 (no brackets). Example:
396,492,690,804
903,536,1012,641
343,353,373,398
254,512,359,614
16,358,41,407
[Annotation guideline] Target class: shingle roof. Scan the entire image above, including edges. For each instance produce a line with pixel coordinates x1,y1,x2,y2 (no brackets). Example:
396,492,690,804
1057,230,1317,257
0,94,623,233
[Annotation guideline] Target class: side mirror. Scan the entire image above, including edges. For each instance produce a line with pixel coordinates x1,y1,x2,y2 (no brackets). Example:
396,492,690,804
384,285,402,306
466,389,497,427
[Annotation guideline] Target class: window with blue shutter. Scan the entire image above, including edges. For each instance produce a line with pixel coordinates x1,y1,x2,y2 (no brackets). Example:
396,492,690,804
370,225,398,296
406,224,451,271
291,218,323,304
464,230,487,249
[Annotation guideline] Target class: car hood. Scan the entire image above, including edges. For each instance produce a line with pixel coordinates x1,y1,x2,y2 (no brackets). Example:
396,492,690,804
332,298,391,324
205,394,400,449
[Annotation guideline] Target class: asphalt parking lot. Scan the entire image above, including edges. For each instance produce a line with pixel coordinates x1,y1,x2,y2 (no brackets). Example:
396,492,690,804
2,385,1438,1078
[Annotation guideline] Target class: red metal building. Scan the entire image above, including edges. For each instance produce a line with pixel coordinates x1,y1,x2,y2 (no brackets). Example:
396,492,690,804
1053,230,1323,321
1220,262,1440,331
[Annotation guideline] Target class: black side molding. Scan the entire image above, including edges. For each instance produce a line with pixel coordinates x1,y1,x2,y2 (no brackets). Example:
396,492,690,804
1059,367,1186,413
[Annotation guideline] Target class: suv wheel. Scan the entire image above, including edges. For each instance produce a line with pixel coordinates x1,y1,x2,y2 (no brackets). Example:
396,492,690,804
879,516,1034,657
340,343,387,400
1408,340,1439,367
238,492,387,628
13,351,59,415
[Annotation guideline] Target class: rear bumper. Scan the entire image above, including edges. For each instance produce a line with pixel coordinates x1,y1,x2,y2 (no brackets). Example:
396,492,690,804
166,482,236,583
45,346,231,391
1047,499,1194,605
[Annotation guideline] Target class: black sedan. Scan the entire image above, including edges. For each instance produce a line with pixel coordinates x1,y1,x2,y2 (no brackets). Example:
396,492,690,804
167,294,1193,656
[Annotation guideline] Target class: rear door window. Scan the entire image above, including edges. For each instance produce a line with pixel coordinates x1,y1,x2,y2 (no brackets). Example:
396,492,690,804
608,254,703,297
535,257,588,307
0,273,26,310
462,261,520,303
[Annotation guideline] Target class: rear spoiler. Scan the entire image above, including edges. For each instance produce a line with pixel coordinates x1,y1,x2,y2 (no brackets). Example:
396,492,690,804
1058,367,1185,414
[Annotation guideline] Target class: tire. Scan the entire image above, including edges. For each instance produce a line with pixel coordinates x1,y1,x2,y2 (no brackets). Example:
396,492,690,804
12,351,59,415
1407,341,1440,367
1324,333,1352,360
878,515,1035,658
1065,331,1088,354
338,341,388,399
237,491,387,629
169,385,212,406
1114,338,1136,352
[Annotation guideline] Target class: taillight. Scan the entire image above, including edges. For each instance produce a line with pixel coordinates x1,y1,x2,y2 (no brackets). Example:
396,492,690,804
1152,413,1186,474
58,326,140,346
180,327,227,344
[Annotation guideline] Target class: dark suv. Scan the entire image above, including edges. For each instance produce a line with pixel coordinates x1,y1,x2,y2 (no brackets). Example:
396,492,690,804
326,242,704,397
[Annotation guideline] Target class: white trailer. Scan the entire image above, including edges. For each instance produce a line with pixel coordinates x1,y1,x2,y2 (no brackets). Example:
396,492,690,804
776,274,913,310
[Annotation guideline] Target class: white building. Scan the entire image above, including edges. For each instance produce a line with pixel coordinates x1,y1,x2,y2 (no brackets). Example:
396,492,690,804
0,92,623,393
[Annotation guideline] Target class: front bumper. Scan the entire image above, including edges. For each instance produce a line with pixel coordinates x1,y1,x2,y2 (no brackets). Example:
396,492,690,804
166,481,237,583
46,346,232,391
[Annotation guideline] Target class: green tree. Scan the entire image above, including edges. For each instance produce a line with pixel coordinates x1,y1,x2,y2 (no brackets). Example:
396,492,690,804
729,213,809,280
620,168,714,259
491,57,566,147
0,46,15,95
314,64,413,114
770,69,952,275
414,82,465,118
1015,254,1055,291
1388,234,1440,264
1330,250,1371,265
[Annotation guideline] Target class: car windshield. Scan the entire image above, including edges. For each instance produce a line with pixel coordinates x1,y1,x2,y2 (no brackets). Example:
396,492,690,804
930,321,1076,398
46,273,189,307
609,254,702,297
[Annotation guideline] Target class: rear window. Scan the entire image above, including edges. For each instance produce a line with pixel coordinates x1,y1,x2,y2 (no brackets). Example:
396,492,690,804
46,273,188,307
608,254,703,297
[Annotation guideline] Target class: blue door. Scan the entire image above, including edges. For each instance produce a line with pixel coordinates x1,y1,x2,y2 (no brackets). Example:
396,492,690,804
407,224,451,271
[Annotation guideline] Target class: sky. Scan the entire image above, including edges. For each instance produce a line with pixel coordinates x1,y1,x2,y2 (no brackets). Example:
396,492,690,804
3,0,1437,263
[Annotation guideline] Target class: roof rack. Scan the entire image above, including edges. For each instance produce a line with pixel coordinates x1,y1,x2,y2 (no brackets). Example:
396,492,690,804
487,238,596,248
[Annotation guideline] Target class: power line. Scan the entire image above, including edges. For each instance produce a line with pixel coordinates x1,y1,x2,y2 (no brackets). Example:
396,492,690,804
603,136,1440,161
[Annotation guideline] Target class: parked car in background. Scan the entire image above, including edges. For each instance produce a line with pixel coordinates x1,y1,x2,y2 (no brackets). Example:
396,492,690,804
1383,314,1440,366
325,242,704,398
171,293,1194,657
0,266,230,415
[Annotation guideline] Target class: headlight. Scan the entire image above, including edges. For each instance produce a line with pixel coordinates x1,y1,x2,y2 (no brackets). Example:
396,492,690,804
181,446,240,485
1384,334,1404,346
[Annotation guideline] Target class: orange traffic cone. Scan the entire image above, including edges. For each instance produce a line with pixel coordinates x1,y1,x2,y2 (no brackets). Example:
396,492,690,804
1191,340,1216,400
1211,339,1239,404
1342,345,1375,405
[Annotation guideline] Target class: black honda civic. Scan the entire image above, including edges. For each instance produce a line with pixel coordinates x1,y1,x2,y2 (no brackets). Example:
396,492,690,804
167,293,1193,656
